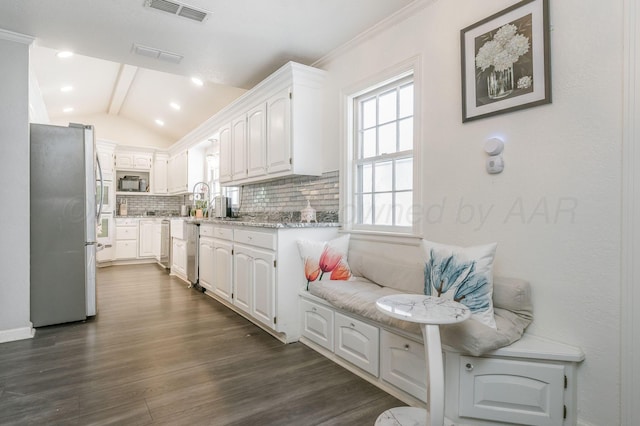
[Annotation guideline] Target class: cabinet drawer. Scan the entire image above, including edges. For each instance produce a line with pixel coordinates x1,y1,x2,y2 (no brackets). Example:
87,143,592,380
115,240,137,259
115,218,137,226
300,299,334,351
380,330,426,402
459,356,566,426
116,226,137,240
234,229,276,250
200,224,215,237
213,226,233,241
334,312,379,376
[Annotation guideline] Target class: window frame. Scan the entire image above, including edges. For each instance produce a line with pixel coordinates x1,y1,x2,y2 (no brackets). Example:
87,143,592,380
343,58,422,236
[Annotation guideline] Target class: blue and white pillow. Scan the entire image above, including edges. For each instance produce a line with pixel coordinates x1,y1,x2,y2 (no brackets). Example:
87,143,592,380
422,240,497,329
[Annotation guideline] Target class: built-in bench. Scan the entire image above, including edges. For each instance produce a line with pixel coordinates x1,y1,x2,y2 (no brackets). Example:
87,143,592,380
298,236,585,426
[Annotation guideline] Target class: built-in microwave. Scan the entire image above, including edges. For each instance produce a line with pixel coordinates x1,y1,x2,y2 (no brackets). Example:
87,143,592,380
118,176,140,192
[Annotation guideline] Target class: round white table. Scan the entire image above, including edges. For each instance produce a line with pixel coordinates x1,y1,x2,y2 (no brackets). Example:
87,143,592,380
375,294,471,426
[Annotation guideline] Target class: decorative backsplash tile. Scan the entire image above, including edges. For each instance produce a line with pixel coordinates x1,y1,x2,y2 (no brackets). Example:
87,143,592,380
115,171,340,222
238,171,339,222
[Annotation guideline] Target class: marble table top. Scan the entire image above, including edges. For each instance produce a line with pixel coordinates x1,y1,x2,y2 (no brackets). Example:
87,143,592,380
376,294,471,325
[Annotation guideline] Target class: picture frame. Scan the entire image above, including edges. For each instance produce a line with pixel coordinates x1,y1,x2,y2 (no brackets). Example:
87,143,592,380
461,0,550,122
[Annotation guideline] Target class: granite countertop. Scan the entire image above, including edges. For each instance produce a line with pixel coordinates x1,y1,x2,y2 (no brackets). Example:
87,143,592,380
184,217,341,229
114,214,341,228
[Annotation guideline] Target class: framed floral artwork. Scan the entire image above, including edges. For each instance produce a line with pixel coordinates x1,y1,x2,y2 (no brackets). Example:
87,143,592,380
461,0,550,122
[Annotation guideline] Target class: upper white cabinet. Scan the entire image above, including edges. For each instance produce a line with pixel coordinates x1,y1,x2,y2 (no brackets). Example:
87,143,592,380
247,102,267,177
167,145,206,194
217,62,325,186
153,152,169,194
115,151,152,171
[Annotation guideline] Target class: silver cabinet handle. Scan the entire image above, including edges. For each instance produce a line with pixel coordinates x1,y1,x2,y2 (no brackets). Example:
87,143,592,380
404,344,410,351
465,363,474,371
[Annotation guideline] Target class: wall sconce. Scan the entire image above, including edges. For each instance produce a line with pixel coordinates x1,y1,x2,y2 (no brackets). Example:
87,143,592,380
484,137,504,174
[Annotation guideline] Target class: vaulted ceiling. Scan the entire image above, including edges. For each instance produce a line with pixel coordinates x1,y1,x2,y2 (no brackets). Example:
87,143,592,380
0,0,415,142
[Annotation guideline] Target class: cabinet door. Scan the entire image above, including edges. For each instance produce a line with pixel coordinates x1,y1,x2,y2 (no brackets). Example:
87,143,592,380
213,239,233,302
233,245,252,313
199,237,215,292
219,123,232,183
334,312,380,376
138,220,155,258
251,247,276,328
173,151,188,193
266,88,292,174
247,103,267,177
380,330,426,402
300,298,334,351
115,240,137,259
172,238,187,276
133,154,152,170
97,150,114,181
459,356,566,426
232,116,248,181
153,156,168,194
115,153,134,169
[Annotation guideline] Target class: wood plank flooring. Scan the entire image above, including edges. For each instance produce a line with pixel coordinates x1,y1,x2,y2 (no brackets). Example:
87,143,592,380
0,264,404,425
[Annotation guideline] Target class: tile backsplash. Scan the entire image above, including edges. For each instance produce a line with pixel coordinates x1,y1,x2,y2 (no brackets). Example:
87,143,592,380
115,171,340,222
238,171,339,222
115,194,185,216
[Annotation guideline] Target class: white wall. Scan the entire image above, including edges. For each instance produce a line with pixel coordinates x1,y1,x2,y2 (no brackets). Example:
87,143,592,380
51,112,174,149
318,1,623,424
0,30,34,343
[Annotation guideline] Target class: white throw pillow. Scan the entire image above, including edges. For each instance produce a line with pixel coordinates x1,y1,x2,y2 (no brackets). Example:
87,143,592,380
297,235,352,289
422,239,497,329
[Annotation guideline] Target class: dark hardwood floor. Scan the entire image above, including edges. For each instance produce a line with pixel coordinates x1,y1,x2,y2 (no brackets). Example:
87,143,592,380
0,264,403,425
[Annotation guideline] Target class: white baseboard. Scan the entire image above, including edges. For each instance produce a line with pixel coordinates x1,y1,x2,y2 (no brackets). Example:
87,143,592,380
0,324,35,344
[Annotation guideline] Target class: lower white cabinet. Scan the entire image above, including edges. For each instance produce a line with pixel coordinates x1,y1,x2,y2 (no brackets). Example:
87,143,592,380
334,312,379,376
457,355,566,426
233,246,252,313
172,238,187,278
213,238,233,302
199,235,215,292
115,220,138,260
138,219,156,258
380,330,426,402
300,298,334,351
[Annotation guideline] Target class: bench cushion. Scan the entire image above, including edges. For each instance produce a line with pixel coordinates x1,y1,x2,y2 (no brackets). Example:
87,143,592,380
308,275,532,356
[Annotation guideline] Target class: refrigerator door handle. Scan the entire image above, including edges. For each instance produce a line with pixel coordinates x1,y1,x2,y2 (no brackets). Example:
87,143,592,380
96,154,104,220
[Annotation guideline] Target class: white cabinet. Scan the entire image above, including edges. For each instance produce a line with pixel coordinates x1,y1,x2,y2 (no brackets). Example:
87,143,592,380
380,330,426,402
115,151,152,171
219,124,232,183
216,62,325,186
172,238,187,278
231,115,248,181
233,245,253,313
168,151,188,194
97,145,115,181
199,235,215,292
213,228,233,302
115,219,138,260
138,219,156,258
300,298,334,351
334,312,379,376
247,102,267,177
251,247,276,327
265,88,291,174
153,152,168,194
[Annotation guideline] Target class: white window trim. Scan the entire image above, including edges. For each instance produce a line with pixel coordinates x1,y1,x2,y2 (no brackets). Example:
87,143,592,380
340,55,423,237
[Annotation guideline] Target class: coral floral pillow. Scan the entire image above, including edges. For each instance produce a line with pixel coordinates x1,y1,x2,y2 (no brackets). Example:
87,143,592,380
297,235,352,289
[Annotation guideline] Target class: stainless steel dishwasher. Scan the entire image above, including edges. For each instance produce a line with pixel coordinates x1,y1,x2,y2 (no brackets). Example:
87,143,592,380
159,219,171,270
186,222,199,288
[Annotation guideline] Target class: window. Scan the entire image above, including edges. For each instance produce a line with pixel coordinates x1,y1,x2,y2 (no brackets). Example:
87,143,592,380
351,73,415,232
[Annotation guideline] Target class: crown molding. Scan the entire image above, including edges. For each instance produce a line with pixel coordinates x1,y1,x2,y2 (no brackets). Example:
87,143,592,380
0,28,34,45
312,0,438,69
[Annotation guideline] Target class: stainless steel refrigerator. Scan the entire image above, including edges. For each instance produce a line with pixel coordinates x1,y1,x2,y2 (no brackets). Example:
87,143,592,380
30,123,102,327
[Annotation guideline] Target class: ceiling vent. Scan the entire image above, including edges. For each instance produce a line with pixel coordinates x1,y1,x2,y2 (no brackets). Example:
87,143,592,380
144,0,209,23
132,44,184,64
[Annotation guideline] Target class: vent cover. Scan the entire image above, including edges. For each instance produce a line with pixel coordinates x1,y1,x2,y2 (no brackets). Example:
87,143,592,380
132,44,184,64
144,0,209,22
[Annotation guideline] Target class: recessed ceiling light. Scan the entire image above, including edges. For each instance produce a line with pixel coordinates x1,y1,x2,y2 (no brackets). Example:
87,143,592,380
155,119,165,126
57,51,74,59
170,102,181,110
63,107,74,113
191,77,203,87
60,85,73,92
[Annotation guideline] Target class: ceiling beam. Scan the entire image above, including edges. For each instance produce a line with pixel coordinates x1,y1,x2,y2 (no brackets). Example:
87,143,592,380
108,64,138,115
